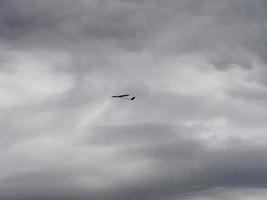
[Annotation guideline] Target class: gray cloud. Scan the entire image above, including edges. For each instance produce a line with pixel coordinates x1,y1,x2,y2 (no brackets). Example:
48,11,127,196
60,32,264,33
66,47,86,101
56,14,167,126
0,0,266,64
1,0,267,199
2,123,267,200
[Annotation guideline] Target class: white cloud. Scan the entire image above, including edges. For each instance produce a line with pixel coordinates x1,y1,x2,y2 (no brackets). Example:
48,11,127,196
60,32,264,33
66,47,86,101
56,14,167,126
0,51,73,107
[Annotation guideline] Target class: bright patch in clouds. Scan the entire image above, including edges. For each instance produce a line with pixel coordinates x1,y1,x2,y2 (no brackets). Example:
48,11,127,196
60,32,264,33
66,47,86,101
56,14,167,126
0,53,72,107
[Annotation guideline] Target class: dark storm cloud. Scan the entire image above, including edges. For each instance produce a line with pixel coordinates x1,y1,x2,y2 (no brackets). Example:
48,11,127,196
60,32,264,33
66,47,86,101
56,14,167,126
0,0,266,66
0,0,151,51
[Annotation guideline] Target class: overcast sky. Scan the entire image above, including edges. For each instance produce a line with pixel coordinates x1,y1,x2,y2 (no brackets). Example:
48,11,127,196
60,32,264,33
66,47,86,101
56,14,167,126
1,0,267,199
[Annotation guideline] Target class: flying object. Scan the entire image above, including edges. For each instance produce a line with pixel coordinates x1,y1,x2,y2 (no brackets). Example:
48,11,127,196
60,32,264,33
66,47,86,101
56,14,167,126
111,94,135,100
112,94,130,98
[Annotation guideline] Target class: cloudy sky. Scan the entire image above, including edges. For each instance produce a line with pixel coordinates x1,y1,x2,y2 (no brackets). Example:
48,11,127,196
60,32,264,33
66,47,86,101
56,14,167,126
1,0,267,199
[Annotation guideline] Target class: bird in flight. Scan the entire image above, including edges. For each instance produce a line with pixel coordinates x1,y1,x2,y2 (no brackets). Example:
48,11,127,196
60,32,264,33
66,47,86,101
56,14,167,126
111,94,135,100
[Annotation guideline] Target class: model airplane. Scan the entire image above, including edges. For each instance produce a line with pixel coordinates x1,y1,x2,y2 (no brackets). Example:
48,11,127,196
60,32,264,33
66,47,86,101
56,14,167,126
111,94,135,100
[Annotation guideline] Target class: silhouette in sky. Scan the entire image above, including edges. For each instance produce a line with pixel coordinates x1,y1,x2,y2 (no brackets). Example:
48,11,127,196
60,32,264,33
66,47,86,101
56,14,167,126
112,94,136,100
112,94,130,98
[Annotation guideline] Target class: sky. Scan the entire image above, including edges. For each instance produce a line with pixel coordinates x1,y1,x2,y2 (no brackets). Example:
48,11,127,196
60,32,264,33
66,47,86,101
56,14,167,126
0,0,267,199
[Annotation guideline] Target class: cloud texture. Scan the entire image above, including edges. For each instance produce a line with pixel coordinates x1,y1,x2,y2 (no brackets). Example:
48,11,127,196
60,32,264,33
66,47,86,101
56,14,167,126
1,0,267,199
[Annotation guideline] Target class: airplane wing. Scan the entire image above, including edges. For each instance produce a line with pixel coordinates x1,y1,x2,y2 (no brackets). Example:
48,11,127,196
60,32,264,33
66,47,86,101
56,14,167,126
117,94,130,97
111,94,134,100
